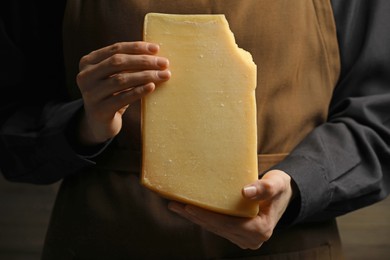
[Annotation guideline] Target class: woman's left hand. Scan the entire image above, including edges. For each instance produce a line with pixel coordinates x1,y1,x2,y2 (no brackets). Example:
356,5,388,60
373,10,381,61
168,169,295,250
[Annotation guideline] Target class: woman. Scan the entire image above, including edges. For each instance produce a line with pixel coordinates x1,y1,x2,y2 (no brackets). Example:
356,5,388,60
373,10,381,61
1,0,390,259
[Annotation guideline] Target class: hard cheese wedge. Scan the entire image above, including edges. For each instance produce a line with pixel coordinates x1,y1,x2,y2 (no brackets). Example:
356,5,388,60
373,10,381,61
141,13,259,218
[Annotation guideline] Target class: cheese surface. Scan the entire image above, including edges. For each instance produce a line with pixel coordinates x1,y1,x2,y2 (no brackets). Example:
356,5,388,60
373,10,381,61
141,13,258,218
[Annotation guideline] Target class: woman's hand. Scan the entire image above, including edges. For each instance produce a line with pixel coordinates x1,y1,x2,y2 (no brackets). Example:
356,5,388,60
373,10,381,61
76,41,170,145
168,170,295,250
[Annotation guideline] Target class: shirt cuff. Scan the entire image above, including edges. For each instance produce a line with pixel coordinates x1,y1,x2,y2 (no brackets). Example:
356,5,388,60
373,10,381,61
272,154,332,226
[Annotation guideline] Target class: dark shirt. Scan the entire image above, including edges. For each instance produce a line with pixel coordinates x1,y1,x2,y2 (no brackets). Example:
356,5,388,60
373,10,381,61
1,0,390,224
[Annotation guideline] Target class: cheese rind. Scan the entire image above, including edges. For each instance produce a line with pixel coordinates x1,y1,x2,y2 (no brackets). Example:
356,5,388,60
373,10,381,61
141,13,259,218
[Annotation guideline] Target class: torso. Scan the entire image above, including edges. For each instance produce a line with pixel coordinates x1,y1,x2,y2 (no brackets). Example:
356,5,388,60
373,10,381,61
42,1,342,259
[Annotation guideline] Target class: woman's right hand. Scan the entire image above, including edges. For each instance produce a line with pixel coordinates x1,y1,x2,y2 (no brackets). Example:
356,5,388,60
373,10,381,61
75,41,170,146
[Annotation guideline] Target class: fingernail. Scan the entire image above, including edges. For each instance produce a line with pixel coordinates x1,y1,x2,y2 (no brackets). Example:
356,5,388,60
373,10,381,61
157,70,171,79
243,186,257,197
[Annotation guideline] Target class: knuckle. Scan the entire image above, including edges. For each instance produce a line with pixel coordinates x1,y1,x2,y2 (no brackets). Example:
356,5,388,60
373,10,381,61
109,54,126,68
133,86,145,96
111,73,128,86
247,242,262,250
109,42,123,54
263,181,278,197
139,55,154,67
251,222,273,243
140,71,155,82
121,85,145,101
76,71,85,84
132,41,144,51
76,70,89,88
79,55,90,68
262,180,273,191
262,227,273,241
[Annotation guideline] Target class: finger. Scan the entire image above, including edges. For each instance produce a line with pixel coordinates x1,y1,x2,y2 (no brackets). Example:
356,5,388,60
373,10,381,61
107,82,157,111
80,69,170,115
77,61,170,101
78,54,169,86
169,203,266,250
98,69,170,101
120,82,156,103
79,41,160,69
103,54,169,73
168,203,233,239
109,69,171,94
242,179,276,201
169,203,239,239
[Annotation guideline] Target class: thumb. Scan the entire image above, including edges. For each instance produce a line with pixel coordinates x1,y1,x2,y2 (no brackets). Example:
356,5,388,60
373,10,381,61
242,170,294,201
242,180,266,201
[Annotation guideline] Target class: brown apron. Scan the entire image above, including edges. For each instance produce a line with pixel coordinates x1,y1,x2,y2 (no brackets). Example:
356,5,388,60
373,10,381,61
42,0,343,259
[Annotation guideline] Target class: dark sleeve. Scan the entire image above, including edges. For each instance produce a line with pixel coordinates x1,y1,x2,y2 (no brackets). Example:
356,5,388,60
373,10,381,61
0,1,107,184
276,0,390,225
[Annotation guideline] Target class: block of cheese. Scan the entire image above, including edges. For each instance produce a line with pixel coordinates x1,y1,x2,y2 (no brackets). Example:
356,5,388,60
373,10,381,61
141,13,259,218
